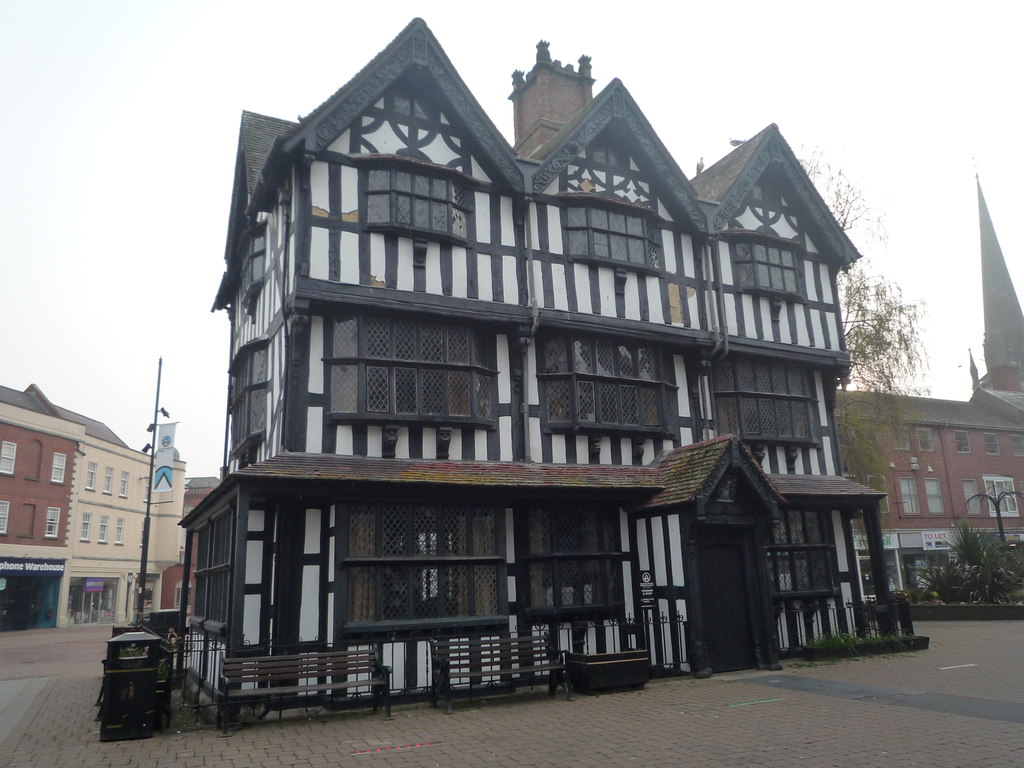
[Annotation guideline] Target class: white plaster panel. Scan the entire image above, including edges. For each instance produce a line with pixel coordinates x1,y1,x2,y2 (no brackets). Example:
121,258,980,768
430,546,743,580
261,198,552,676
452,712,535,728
811,310,825,350
646,276,664,324
808,448,821,474
822,435,836,474
340,164,358,214
449,429,462,460
529,417,542,462
506,575,516,603
306,407,323,453
551,434,567,464
598,267,616,317
735,206,761,231
600,437,612,464
779,301,792,344
636,519,650,571
248,509,265,533
818,263,834,303
475,429,487,460
243,595,261,645
367,426,382,457
833,510,848,570
759,297,773,341
362,121,403,154
725,294,738,335
680,234,696,278
624,273,641,320
528,200,540,251
476,192,492,244
662,229,678,274
245,540,263,584
370,233,386,286
826,312,840,351
299,565,319,642
687,287,700,329
396,238,414,291
451,246,468,298
502,255,518,304
426,242,442,295
804,261,819,301
525,343,538,405
304,509,321,554
336,425,353,455
421,133,459,166
651,518,667,584
500,197,515,247
575,436,589,464
742,295,757,339
308,316,324,394
477,254,493,301
421,427,437,459
396,427,410,459
340,231,359,284
544,262,564,312
574,264,592,313
326,128,351,155
310,227,329,280
674,356,690,418
546,204,563,254
531,260,545,308
310,162,329,213
717,243,734,284
496,334,511,403
499,416,513,460
667,514,684,586
469,156,492,183
796,305,811,346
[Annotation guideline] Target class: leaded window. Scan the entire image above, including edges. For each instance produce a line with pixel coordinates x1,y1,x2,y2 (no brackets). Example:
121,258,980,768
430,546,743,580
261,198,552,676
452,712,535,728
344,504,504,627
328,317,494,423
192,513,232,623
713,359,812,441
366,168,470,241
731,240,802,296
766,509,833,595
522,507,624,615
542,336,663,431
231,345,268,452
565,206,661,269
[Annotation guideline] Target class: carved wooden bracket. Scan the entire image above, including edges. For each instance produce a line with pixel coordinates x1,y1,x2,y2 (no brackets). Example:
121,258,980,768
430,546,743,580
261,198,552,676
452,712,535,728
436,427,452,460
382,426,399,458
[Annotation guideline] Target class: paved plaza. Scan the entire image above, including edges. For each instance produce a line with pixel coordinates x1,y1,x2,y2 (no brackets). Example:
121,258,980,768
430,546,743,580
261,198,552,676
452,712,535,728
1,621,1023,767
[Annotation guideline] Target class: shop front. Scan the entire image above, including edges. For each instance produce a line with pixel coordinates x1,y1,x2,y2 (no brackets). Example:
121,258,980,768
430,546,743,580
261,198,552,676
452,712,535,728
67,576,119,625
854,532,901,597
0,557,65,631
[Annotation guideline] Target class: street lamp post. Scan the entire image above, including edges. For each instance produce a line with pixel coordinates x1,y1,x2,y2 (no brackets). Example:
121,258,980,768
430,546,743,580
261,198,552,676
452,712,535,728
136,358,167,625
966,490,1024,542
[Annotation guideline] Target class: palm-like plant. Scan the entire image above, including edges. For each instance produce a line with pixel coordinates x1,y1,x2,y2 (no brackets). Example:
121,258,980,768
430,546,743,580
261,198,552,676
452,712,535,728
920,522,1023,603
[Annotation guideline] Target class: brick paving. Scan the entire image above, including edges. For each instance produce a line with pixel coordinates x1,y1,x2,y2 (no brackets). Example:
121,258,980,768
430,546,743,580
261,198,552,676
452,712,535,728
2,621,1023,767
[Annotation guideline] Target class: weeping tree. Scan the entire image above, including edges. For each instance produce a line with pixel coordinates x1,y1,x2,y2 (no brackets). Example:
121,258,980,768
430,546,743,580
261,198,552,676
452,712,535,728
802,150,928,482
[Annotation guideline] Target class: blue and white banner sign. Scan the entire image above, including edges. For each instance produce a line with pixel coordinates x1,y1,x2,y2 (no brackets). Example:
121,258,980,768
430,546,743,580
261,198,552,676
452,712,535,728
153,422,177,493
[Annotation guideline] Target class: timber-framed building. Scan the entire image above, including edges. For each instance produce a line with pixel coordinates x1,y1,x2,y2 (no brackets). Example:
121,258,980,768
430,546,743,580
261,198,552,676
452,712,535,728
182,19,897,696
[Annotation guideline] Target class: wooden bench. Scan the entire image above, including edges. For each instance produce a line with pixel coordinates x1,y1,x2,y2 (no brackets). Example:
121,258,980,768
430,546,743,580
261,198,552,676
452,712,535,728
430,634,574,715
219,648,391,733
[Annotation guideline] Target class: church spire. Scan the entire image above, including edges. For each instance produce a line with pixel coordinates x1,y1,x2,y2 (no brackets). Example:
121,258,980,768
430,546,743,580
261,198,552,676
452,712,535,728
979,177,1024,392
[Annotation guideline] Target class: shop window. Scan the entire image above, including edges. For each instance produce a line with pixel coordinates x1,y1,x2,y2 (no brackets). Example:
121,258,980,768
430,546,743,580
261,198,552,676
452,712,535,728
522,507,624,616
713,358,812,442
541,335,664,433
954,430,971,453
328,317,494,425
344,504,504,628
767,509,834,595
366,167,470,241
565,205,661,270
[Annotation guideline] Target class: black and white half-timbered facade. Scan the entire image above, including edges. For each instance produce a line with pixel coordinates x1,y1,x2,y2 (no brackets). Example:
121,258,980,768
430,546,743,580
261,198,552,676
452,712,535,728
182,19,898,697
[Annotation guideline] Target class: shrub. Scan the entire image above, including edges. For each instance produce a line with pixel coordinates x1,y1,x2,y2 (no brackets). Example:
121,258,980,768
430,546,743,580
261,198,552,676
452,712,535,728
920,522,1024,604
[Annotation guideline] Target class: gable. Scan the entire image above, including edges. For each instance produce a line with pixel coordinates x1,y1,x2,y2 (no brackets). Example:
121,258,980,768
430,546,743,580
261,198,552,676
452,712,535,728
276,19,521,193
531,82,707,234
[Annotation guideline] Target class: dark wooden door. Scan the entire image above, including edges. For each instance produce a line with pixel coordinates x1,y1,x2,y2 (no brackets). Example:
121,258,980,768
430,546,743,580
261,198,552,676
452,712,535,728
697,527,756,672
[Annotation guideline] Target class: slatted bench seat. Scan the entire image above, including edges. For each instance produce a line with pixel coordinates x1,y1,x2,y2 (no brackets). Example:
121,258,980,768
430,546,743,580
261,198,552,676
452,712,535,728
219,648,391,733
430,634,574,715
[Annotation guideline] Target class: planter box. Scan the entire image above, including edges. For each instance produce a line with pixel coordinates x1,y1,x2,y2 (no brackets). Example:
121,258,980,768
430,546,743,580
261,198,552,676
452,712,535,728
565,650,649,694
802,635,930,661
911,604,1024,621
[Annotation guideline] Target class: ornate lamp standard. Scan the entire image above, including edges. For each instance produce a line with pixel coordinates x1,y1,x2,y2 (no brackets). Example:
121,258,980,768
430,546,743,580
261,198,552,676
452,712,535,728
966,489,1024,542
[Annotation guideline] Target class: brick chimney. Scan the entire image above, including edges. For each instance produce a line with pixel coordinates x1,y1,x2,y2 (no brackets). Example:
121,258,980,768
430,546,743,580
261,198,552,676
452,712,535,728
509,41,594,159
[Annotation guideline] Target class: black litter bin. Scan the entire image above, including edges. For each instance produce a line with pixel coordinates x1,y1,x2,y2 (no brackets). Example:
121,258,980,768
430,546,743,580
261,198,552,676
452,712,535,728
100,630,162,741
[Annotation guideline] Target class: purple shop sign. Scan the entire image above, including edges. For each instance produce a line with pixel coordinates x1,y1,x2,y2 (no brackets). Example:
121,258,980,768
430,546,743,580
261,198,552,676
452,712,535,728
84,577,105,592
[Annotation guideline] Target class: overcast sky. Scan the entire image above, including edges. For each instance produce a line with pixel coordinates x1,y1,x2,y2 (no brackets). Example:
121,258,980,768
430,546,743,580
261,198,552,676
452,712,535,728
2,1,1022,477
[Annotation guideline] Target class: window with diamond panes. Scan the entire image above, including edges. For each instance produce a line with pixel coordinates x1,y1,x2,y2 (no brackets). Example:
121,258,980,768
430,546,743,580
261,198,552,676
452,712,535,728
713,359,812,441
766,509,834,595
523,507,624,615
565,206,661,269
344,504,503,626
231,346,268,451
328,317,493,422
542,336,662,430
366,168,470,241
730,240,802,297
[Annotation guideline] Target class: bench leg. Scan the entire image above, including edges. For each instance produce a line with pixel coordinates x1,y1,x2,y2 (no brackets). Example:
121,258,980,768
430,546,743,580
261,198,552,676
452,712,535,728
442,676,453,715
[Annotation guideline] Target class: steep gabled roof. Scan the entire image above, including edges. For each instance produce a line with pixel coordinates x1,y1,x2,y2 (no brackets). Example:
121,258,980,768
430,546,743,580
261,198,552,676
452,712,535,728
692,124,861,265
528,79,707,234
260,18,521,197
239,111,298,199
978,179,1024,376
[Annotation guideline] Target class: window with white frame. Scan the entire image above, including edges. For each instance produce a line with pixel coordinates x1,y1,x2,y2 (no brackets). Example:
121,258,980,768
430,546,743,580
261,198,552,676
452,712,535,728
86,462,97,490
983,476,1019,516
924,478,944,515
119,471,129,498
1013,434,1024,456
80,512,92,541
51,453,66,484
894,428,910,451
898,477,920,515
103,467,113,494
916,427,935,452
98,515,109,543
963,479,982,514
44,507,60,538
0,441,16,474
0,500,8,535
983,432,999,455
115,517,125,545
954,430,971,453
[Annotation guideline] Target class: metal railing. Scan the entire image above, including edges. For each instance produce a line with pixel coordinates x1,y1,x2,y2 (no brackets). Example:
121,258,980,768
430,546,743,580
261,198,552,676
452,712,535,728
775,598,916,656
